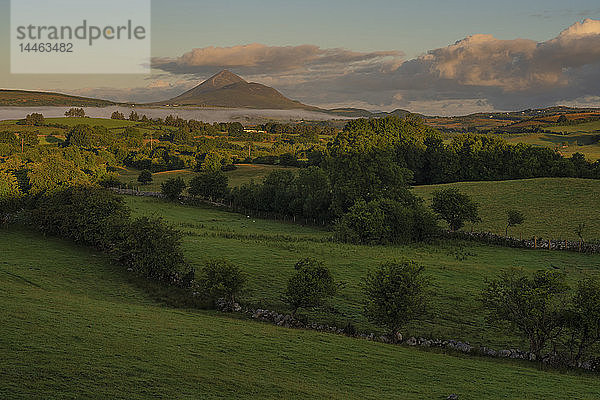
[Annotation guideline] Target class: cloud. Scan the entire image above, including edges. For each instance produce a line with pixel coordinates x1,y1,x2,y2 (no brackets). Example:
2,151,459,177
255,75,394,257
152,43,403,76
121,19,600,115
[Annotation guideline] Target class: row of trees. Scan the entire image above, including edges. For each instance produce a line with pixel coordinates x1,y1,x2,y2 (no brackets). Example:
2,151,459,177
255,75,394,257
331,116,600,185
30,186,191,284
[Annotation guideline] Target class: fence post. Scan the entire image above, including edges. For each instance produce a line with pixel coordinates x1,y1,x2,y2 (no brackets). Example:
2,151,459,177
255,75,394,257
534,236,537,249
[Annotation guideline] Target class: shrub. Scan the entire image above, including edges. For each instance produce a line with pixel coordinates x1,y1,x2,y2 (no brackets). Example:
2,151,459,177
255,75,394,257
563,277,600,364
283,258,336,315
481,269,568,359
506,209,525,236
188,171,229,201
334,199,439,244
363,261,429,340
161,177,186,200
197,260,246,306
31,186,129,251
137,169,153,185
114,216,189,283
65,124,94,147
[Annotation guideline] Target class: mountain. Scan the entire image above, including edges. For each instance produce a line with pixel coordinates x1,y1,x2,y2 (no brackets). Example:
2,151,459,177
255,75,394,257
163,70,320,110
0,89,116,107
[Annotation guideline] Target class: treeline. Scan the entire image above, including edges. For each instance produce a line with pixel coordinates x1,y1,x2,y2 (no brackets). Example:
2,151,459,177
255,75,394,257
333,116,600,185
29,186,192,285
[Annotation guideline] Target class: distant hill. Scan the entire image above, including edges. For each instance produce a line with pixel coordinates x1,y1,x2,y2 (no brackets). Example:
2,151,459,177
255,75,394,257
162,70,321,110
0,89,116,107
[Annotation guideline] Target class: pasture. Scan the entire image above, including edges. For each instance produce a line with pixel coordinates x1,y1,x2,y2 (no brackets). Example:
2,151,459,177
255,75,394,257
1,227,599,399
123,193,600,350
413,178,600,240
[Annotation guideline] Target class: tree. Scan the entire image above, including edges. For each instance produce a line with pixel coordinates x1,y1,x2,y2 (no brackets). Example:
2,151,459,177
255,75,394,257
363,261,429,341
19,131,40,148
23,113,45,126
562,277,600,365
111,111,125,120
161,177,186,200
481,269,568,359
431,188,480,231
65,124,94,147
197,260,246,306
200,151,223,172
557,115,568,124
334,199,439,245
0,170,22,218
129,111,139,121
65,108,85,117
506,209,525,236
188,171,229,201
137,169,153,185
283,258,336,315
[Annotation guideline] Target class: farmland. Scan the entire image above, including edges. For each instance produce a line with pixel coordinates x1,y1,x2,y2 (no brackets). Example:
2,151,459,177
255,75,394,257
2,227,599,399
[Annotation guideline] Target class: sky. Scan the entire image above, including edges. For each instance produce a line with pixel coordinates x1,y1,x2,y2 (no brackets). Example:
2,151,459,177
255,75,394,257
0,0,599,115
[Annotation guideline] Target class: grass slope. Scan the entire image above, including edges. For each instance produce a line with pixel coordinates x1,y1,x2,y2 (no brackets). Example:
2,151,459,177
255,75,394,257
118,164,298,191
1,227,599,399
0,89,115,107
413,178,600,240
123,195,600,350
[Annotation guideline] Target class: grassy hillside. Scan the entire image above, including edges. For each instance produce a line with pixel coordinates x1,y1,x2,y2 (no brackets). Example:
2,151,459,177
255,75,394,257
503,131,600,160
123,195,600,350
413,178,600,240
0,89,115,107
2,227,599,399
118,164,298,191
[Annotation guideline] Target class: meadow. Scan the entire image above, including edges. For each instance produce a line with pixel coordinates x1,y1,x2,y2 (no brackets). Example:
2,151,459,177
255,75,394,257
413,178,600,240
2,227,599,399
122,187,600,350
118,164,298,191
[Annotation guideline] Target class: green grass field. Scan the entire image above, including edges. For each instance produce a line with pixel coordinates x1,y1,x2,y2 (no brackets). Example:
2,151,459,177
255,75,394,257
118,164,299,191
503,131,600,160
413,178,600,240
2,227,599,399
44,117,139,129
122,193,600,350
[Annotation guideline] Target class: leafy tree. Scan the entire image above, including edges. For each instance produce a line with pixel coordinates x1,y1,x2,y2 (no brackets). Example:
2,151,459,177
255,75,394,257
19,131,40,147
111,111,125,120
115,216,188,282
283,258,336,315
292,167,331,221
137,169,153,185
200,151,223,172
66,124,94,147
161,177,186,200
431,188,480,231
129,111,139,121
0,170,22,217
65,108,85,117
23,113,45,126
27,154,89,194
506,209,525,236
171,127,193,145
227,122,244,136
363,261,429,341
197,260,247,306
562,278,600,364
481,269,568,359
188,171,229,200
334,198,439,245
